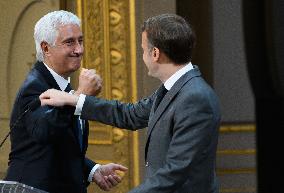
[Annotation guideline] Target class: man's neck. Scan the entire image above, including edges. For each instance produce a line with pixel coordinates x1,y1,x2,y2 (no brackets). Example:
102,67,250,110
159,63,186,83
43,60,68,79
43,62,70,91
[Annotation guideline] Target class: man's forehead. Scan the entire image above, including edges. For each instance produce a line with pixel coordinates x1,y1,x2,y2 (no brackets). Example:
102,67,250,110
57,24,83,37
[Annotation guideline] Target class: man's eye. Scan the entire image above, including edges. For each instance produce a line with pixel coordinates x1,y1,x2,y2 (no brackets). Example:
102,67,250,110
65,40,75,46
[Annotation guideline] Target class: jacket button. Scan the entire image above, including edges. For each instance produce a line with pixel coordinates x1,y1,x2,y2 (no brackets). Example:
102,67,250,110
145,161,149,167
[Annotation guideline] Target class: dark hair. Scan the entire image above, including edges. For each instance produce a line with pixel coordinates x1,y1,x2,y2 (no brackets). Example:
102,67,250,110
141,13,196,64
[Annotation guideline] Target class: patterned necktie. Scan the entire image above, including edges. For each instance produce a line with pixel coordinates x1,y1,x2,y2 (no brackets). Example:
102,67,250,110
65,83,84,151
154,85,168,111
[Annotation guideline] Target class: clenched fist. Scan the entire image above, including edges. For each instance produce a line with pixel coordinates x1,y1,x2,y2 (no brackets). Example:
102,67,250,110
76,68,102,96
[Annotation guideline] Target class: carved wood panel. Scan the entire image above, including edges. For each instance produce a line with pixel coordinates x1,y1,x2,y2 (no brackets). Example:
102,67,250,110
77,0,139,192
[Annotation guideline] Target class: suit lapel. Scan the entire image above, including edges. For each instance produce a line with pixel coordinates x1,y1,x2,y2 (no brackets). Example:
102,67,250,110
34,61,84,152
145,67,202,159
34,61,61,90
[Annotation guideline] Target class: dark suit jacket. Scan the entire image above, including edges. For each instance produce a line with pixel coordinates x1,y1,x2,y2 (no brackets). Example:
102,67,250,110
5,61,95,193
81,66,221,193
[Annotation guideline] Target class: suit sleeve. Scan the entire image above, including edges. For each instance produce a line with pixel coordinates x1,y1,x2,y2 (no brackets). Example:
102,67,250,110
128,93,220,193
81,95,154,130
83,157,96,186
19,80,74,144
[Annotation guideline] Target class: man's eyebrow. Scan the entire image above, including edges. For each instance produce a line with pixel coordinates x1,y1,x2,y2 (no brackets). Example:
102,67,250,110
62,35,84,42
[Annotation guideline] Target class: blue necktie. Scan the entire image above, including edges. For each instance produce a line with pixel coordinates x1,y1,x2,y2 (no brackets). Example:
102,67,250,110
77,118,84,151
65,83,84,151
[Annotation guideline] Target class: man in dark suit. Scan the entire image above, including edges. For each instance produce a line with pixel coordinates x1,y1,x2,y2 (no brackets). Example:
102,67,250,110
40,14,221,193
5,10,127,193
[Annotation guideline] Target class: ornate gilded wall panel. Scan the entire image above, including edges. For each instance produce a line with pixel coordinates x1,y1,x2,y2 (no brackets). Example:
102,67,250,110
77,0,139,192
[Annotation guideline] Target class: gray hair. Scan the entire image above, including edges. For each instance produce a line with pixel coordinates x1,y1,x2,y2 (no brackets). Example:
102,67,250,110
34,10,81,61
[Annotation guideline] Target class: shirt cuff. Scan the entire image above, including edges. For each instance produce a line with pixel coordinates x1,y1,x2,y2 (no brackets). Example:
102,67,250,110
69,90,75,95
74,94,86,115
88,164,101,182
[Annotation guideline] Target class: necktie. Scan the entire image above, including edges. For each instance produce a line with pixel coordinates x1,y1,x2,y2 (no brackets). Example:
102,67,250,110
65,83,72,92
76,117,84,151
154,85,168,111
64,83,84,151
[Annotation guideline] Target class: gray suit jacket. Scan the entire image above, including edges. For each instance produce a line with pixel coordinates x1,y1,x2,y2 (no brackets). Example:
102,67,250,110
81,66,221,193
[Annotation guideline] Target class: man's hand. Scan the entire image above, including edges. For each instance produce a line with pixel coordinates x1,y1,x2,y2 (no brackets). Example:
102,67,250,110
75,68,102,96
93,163,128,191
40,89,78,107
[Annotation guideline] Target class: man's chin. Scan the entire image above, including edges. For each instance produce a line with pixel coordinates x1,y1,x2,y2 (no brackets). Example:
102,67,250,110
72,61,82,70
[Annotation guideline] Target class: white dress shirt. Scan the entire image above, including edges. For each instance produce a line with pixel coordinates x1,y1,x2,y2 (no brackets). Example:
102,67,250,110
164,62,194,90
43,63,99,182
43,63,69,91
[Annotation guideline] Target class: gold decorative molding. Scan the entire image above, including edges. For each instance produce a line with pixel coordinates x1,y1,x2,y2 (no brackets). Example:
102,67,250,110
129,0,139,186
220,124,256,133
218,123,257,192
113,128,125,143
217,168,256,175
77,0,138,191
217,149,256,155
94,160,112,165
220,187,256,193
88,124,113,145
0,118,9,121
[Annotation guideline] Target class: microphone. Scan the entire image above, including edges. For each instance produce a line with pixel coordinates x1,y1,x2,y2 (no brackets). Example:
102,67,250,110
0,98,41,148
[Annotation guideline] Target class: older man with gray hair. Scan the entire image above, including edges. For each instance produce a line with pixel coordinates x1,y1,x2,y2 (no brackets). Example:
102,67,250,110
4,10,127,193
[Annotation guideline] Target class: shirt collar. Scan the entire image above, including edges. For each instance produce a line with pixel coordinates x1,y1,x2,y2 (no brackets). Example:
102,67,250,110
164,62,194,90
43,62,70,91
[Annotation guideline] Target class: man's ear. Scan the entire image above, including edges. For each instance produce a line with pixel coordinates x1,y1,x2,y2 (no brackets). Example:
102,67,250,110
152,47,160,62
40,41,50,56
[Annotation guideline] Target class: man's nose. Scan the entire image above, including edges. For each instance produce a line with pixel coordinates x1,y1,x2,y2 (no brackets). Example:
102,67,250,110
74,42,84,54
